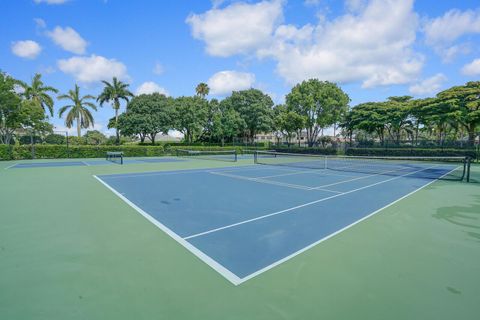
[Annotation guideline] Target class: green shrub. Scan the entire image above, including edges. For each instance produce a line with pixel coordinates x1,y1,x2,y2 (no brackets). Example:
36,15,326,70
18,135,42,145
44,134,66,145
273,146,338,155
165,145,245,155
0,144,165,160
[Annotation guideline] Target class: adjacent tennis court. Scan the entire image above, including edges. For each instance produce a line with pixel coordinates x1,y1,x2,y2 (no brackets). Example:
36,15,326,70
6,157,186,168
94,152,468,284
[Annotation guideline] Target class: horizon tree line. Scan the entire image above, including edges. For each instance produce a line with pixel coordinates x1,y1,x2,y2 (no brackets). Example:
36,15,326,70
1,69,479,147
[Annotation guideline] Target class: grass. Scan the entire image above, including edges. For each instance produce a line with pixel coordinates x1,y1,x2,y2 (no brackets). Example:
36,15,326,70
0,158,479,319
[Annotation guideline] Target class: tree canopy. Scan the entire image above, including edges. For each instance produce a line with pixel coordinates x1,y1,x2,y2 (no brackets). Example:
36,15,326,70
117,93,174,144
17,73,58,117
58,84,97,137
286,79,350,147
97,77,134,144
174,96,208,143
221,88,274,142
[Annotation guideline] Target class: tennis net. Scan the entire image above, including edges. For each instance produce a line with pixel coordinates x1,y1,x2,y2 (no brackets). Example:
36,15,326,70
254,151,471,181
106,151,124,165
176,149,238,162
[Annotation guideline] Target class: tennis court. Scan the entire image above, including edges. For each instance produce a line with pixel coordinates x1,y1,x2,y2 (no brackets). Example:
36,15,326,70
1,152,479,320
6,157,186,168
94,152,467,284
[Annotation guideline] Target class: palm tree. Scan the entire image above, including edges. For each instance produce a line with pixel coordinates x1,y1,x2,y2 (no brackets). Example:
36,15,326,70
195,82,209,98
97,77,133,144
58,84,97,137
17,73,58,116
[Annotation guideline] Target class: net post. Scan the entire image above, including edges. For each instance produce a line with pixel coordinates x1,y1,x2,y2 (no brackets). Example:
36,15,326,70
234,150,238,162
466,157,471,182
121,153,124,165
254,151,257,164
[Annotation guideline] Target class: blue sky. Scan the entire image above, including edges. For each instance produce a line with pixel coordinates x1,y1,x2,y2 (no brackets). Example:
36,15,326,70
2,0,480,136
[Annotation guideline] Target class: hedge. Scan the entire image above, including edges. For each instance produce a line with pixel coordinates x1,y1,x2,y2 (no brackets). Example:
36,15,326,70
0,144,165,160
165,145,250,155
345,147,478,159
273,146,338,155
0,144,270,160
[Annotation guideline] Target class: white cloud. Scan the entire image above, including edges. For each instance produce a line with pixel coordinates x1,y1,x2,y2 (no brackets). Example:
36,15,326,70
135,82,169,95
58,55,128,83
207,70,255,95
344,0,367,12
211,0,225,8
34,0,68,4
39,65,56,74
438,44,471,63
34,18,46,29
189,0,422,88
153,62,164,75
11,40,42,59
409,73,447,96
424,9,480,45
266,0,422,87
423,9,480,61
461,58,480,76
304,0,321,7
47,26,87,54
186,0,283,57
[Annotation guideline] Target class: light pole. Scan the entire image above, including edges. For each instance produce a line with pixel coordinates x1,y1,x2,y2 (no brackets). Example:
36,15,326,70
54,128,70,158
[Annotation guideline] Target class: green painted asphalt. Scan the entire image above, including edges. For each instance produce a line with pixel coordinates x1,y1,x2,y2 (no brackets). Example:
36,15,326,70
0,158,479,319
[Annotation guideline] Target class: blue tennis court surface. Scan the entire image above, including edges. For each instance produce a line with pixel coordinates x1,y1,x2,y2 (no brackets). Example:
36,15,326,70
95,162,457,285
8,157,185,168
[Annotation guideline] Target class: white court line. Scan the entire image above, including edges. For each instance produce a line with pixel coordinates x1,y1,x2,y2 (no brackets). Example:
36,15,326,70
99,164,290,179
4,163,18,170
184,164,441,240
310,166,414,189
209,171,317,191
253,165,357,178
82,161,91,166
93,175,243,286
239,166,459,284
254,168,356,179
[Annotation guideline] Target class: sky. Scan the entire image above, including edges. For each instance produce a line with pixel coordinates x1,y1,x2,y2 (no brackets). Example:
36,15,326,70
2,0,480,137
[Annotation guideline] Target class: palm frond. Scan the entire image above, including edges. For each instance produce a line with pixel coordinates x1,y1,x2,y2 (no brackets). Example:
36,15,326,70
42,85,59,94
58,105,72,118
83,102,97,111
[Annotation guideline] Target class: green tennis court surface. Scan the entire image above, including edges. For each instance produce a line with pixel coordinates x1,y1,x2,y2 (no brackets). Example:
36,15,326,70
0,156,479,319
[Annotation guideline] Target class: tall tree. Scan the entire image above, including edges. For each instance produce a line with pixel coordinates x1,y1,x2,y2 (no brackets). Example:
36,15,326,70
273,104,305,147
428,81,480,144
221,89,274,142
117,93,174,144
286,79,350,147
173,96,208,143
17,73,58,117
84,130,107,145
347,102,389,143
419,97,459,143
0,72,22,144
383,96,413,144
97,77,133,144
210,101,245,145
195,82,210,98
58,84,97,137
